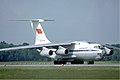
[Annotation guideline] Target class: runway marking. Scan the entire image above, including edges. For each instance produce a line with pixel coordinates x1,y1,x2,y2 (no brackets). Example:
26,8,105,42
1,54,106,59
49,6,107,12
0,64,119,67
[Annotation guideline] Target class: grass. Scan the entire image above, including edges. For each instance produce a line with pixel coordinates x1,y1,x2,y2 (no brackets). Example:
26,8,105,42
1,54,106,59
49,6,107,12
0,61,119,79
0,66,119,79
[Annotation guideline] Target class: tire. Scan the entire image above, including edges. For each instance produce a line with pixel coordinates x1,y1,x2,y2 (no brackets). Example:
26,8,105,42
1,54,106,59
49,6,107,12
71,60,84,64
54,61,66,65
87,61,94,64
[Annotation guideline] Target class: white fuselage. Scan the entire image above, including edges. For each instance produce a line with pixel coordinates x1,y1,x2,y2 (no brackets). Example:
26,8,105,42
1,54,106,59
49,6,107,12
50,41,105,61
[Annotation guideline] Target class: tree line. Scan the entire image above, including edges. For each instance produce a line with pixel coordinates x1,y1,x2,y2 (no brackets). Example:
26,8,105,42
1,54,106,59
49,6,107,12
0,41,119,61
0,41,51,61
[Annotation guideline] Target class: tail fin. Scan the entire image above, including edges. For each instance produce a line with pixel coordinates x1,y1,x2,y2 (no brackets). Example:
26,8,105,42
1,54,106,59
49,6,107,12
30,19,51,45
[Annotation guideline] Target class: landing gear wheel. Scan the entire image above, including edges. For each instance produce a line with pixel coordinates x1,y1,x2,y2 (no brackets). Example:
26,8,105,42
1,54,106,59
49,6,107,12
71,60,84,64
54,61,66,65
87,61,94,64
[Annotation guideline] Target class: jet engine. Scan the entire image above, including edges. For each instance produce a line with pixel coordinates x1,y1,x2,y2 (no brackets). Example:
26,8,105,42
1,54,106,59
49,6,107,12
56,46,69,55
40,47,53,56
104,47,113,56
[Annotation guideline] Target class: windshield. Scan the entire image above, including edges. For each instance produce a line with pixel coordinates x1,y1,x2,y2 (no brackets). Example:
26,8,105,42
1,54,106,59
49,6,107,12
94,45,104,49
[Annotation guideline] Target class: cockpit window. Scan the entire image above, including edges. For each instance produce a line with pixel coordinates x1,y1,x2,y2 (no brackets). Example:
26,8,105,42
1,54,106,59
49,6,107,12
94,46,104,49
94,46,100,49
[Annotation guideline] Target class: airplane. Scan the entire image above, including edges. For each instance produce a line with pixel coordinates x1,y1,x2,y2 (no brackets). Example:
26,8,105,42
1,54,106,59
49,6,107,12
0,19,115,64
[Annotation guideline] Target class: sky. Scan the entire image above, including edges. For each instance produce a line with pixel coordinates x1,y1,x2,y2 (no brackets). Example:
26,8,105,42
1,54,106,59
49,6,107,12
0,0,119,45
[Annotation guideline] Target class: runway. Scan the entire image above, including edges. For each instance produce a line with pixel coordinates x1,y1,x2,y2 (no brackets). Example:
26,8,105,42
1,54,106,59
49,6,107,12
0,64,119,67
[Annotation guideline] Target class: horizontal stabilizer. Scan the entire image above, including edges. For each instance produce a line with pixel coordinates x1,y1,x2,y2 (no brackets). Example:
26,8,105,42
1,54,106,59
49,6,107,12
9,19,54,22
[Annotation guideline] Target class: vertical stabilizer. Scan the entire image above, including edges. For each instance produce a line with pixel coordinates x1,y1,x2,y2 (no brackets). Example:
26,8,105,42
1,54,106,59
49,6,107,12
30,19,51,45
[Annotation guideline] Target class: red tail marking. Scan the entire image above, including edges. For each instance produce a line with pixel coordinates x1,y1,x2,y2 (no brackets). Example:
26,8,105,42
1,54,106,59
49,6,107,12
36,29,42,34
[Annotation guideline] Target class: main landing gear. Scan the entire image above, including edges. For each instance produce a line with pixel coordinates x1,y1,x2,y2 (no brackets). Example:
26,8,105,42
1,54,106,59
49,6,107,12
54,60,84,65
54,60,94,65
54,61,67,65
87,61,94,64
71,60,84,64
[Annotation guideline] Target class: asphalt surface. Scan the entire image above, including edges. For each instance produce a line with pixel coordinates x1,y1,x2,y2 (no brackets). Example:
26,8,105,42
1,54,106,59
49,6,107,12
0,64,119,67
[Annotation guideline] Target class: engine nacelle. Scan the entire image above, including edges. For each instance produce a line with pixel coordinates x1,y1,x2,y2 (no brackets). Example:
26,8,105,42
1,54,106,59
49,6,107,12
56,46,69,55
104,47,113,56
40,47,53,56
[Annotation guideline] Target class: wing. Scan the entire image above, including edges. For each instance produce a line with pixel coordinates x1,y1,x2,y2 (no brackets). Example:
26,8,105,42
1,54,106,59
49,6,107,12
0,42,72,52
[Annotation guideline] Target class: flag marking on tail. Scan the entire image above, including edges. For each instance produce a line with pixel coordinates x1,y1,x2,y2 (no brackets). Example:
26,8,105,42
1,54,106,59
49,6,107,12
36,29,42,34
